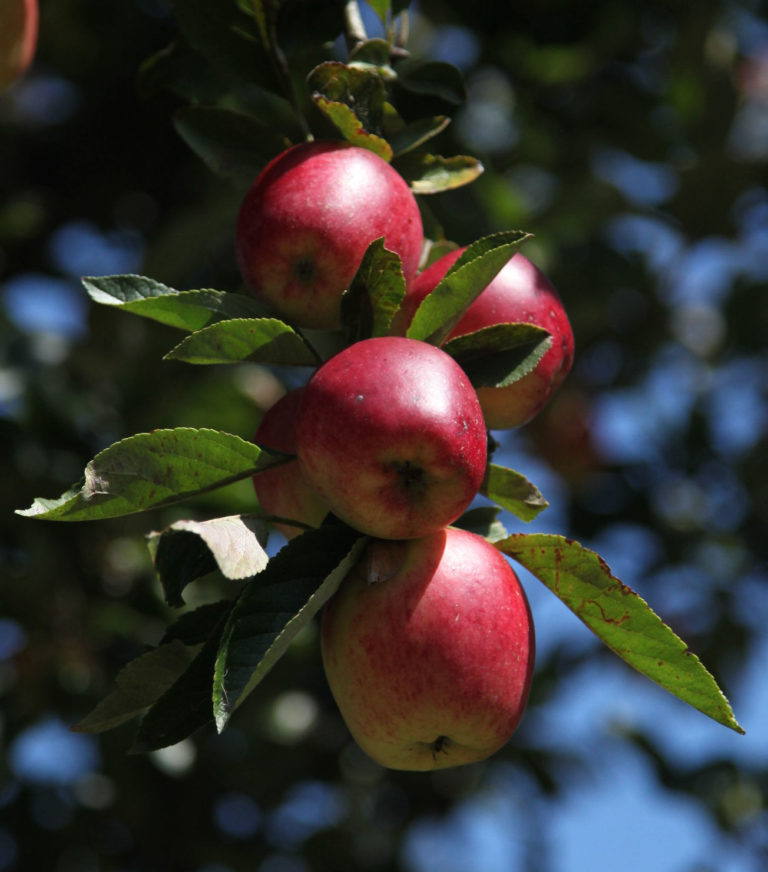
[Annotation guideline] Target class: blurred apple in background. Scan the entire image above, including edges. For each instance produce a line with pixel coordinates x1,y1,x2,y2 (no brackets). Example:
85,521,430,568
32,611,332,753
0,0,38,90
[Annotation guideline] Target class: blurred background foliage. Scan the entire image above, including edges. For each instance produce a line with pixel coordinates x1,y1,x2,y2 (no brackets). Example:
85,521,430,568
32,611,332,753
1,1,767,870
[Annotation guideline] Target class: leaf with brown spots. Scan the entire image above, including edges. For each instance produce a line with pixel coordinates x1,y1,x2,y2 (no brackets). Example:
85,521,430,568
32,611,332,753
496,533,744,734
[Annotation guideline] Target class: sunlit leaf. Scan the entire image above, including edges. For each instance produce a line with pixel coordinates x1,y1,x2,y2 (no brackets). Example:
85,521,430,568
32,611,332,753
313,98,393,160
481,463,549,522
497,534,745,734
164,318,320,366
406,230,531,346
396,153,483,194
308,61,392,159
213,525,367,730
17,429,285,522
83,275,268,332
148,515,270,606
341,237,406,342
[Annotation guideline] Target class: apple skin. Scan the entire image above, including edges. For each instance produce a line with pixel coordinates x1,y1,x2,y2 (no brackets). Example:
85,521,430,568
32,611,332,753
392,248,575,429
0,0,38,90
236,141,424,331
321,527,535,771
295,336,487,540
252,388,329,539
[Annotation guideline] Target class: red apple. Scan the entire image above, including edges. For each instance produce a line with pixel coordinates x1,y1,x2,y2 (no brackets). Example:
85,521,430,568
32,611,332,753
0,0,38,90
236,141,423,331
321,527,535,771
252,388,329,539
295,336,487,540
392,248,575,429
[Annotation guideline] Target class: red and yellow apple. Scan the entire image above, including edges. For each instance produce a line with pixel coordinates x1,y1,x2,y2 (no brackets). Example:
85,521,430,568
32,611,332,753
321,527,535,770
295,336,487,540
392,248,575,429
236,141,423,331
0,0,38,90
252,388,329,539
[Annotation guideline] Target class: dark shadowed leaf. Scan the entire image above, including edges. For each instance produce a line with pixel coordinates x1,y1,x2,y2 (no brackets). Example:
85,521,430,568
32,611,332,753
395,59,467,104
389,116,451,156
406,230,531,346
341,238,406,342
452,506,509,542
133,610,230,751
497,534,745,733
395,152,483,194
164,318,321,366
83,275,268,332
168,0,276,88
481,463,549,522
148,515,270,606
161,601,234,646
213,525,367,731
444,322,552,388
17,429,285,522
73,641,202,734
173,106,290,182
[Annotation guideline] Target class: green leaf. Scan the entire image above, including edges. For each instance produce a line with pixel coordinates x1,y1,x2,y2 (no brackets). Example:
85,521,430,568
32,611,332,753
349,39,395,77
83,275,268,332
17,429,285,522
139,40,226,103
164,318,320,366
308,61,393,160
161,601,233,646
173,106,289,182
366,0,390,24
133,609,231,751
480,463,549,522
395,153,483,194
247,0,280,51
313,98,393,161
443,322,552,388
168,0,276,89
148,515,270,607
389,116,450,156
497,534,745,734
213,525,367,731
73,641,201,734
395,59,467,105
452,506,508,542
406,230,531,346
340,237,406,343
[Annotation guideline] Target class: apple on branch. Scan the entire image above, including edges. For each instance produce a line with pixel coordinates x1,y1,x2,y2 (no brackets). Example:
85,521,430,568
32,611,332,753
392,248,575,429
296,336,487,540
252,388,329,539
236,140,423,331
321,527,536,771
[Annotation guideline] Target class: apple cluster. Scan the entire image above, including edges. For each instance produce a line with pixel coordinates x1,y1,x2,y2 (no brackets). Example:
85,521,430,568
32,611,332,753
238,140,574,771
